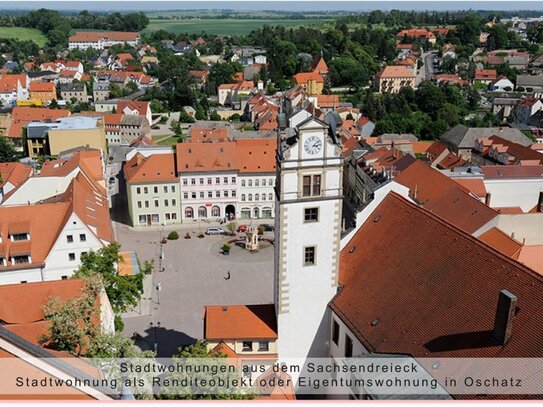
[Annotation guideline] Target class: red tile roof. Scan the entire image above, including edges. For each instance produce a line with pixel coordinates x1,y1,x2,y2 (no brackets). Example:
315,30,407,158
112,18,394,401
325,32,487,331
117,100,149,116
29,82,55,92
311,56,328,75
395,160,497,233
0,162,32,191
475,69,497,81
176,138,276,174
452,178,487,198
69,31,139,43
396,28,436,39
481,165,543,178
292,72,324,84
376,65,415,79
478,227,522,258
124,153,177,184
190,127,228,143
332,192,543,361
205,304,277,340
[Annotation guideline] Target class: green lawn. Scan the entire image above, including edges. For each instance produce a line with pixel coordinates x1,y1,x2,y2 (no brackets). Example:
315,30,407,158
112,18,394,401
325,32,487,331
0,27,47,47
144,18,332,36
152,135,178,146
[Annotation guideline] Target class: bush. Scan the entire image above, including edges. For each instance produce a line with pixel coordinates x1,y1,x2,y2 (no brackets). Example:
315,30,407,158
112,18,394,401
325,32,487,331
167,231,179,240
198,233,205,238
114,315,124,332
226,222,237,235
257,225,264,235
222,243,232,253
142,259,154,275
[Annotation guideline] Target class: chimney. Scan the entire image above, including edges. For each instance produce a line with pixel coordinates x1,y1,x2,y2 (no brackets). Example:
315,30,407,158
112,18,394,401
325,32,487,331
492,289,517,345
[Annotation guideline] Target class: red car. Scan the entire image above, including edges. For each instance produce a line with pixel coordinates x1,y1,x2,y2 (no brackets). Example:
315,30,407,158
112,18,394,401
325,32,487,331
237,224,248,233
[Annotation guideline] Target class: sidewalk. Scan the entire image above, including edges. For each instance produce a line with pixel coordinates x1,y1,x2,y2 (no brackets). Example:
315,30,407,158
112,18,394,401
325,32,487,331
122,272,154,318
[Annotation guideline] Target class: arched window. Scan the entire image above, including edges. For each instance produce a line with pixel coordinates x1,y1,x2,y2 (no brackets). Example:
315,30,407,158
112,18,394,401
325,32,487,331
198,206,207,218
248,194,253,201
211,206,220,217
185,207,194,218
253,207,260,218
262,179,267,186
262,194,266,201
241,194,246,202
255,179,259,187
248,180,252,187
255,194,259,201
268,193,273,201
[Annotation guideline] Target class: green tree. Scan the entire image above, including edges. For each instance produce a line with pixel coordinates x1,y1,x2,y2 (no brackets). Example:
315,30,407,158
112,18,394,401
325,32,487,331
73,242,143,314
209,111,222,121
157,340,256,400
0,137,19,162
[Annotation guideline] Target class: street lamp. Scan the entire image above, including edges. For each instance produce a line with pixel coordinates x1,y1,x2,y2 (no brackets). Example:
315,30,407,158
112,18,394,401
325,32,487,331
155,282,161,305
149,321,161,354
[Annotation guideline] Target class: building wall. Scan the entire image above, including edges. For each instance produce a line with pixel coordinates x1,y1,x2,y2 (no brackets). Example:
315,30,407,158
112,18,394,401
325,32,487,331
30,90,57,103
239,173,275,219
179,172,239,221
127,181,181,227
47,127,107,156
484,177,543,212
43,212,104,280
377,76,416,93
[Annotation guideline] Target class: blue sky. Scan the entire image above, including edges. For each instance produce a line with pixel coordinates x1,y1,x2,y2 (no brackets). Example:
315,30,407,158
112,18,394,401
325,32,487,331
1,1,543,12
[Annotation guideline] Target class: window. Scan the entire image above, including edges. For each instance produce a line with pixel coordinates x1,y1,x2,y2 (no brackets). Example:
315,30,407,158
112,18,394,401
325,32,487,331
11,233,28,241
137,201,142,208
304,208,319,222
136,187,141,194
198,206,207,218
207,177,212,185
61,276,68,280
144,187,148,194
303,175,321,197
68,253,76,261
215,191,220,198
79,234,86,242
258,341,269,351
241,194,246,202
255,179,259,187
212,206,220,217
200,191,204,198
185,207,194,218
241,180,246,187
215,177,220,184
269,193,273,201
262,194,266,201
232,177,236,183
183,179,188,186
255,194,259,201
191,178,196,185
345,334,353,357
154,186,158,194
145,201,149,208
172,199,176,206
248,180,253,187
208,191,212,198
232,190,237,197
171,185,176,193
262,179,266,187
151,214,159,223
67,235,74,243
165,213,171,220
270,178,274,186
164,186,168,193
191,192,196,199
199,178,204,185
172,213,177,220
164,199,169,207
224,190,229,197
304,246,316,266
223,177,228,184
12,255,29,264
154,200,159,207
332,320,340,346
183,192,188,199
242,341,253,352
139,215,146,224
248,194,253,201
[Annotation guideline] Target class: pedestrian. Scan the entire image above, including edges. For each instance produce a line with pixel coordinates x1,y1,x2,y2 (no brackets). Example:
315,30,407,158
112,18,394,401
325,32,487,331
224,271,231,280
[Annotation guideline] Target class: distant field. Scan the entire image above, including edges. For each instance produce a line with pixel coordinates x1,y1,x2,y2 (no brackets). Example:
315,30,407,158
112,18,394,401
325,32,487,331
0,27,47,47
144,18,332,36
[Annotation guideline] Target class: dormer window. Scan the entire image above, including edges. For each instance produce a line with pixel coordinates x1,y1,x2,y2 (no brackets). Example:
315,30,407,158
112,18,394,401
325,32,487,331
12,255,30,265
11,233,29,242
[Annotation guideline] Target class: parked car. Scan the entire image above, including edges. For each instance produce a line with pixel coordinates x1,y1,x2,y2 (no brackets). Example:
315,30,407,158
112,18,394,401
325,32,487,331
205,227,226,235
261,224,275,231
237,224,248,233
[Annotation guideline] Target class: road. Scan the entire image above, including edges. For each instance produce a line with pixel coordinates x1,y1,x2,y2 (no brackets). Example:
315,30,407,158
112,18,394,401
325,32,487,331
417,51,438,85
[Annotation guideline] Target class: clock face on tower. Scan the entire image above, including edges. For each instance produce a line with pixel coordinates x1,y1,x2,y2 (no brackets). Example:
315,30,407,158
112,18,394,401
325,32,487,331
304,135,323,155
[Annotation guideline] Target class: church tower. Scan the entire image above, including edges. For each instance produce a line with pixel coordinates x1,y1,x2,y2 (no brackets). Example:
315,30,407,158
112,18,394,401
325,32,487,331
274,115,343,364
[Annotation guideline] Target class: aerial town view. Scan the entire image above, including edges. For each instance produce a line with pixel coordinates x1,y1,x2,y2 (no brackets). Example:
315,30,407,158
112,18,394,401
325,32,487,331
1,0,543,404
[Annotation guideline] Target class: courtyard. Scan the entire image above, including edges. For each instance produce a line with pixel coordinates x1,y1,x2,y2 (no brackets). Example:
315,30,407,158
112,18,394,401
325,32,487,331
115,222,275,357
